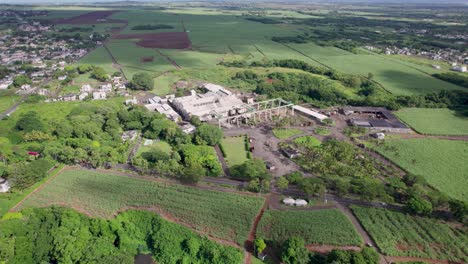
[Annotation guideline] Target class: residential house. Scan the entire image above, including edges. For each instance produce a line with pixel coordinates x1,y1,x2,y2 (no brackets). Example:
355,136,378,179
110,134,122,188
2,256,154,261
92,91,106,100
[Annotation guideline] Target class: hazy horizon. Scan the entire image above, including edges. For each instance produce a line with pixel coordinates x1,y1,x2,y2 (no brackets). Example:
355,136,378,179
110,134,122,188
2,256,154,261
2,0,468,5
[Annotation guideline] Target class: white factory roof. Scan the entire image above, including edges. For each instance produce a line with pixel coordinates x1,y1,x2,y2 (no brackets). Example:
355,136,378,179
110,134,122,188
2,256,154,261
293,105,328,121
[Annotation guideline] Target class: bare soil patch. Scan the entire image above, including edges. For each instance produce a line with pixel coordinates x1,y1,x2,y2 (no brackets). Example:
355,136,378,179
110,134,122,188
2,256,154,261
55,11,123,25
114,32,191,49
141,56,154,63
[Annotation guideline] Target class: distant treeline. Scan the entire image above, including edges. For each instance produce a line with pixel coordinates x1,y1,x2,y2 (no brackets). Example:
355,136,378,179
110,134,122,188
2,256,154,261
245,17,281,24
433,72,468,88
221,59,468,112
58,27,93,33
131,24,174,30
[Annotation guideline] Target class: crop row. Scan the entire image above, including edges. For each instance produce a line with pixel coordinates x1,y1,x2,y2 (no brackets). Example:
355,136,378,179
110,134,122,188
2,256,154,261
351,206,468,262
19,169,264,245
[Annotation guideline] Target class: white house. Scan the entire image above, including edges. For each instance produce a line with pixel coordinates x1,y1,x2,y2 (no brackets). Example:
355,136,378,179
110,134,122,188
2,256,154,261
0,178,10,193
80,84,93,93
451,65,467,73
92,91,106,100
78,92,89,101
99,83,112,93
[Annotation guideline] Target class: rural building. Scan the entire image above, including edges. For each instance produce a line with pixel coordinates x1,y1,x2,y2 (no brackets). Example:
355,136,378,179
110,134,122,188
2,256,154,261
121,130,138,142
99,84,113,93
125,97,138,106
0,178,10,193
78,92,88,101
148,103,180,122
342,107,412,133
61,94,76,101
80,84,93,93
92,91,106,100
281,147,300,159
171,84,244,121
292,105,329,122
178,122,196,134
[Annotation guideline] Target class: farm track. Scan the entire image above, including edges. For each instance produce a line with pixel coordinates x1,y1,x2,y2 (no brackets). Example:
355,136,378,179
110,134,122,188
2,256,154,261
9,165,65,212
156,49,182,70
245,195,270,264
103,44,128,80
253,44,266,57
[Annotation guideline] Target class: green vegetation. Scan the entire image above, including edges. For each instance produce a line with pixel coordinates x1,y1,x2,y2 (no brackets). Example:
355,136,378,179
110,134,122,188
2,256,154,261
136,140,172,157
0,165,63,218
433,72,468,88
373,139,468,201
257,209,362,246
293,135,321,148
221,136,249,167
129,72,154,90
272,128,303,139
351,206,468,262
18,169,264,245
0,207,243,263
314,126,330,135
396,108,468,135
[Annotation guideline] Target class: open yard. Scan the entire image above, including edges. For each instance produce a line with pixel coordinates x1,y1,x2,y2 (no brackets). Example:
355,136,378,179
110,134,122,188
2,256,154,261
351,206,468,262
0,93,19,113
293,135,321,148
396,108,468,135
257,209,362,246
272,128,303,139
136,140,172,157
16,169,264,245
220,136,249,167
372,138,468,201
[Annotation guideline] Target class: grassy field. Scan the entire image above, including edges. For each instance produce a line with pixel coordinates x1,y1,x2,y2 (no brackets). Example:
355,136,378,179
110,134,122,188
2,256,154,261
17,169,264,245
293,135,321,148
257,209,362,246
372,139,468,201
396,108,468,135
153,74,179,95
77,46,115,74
352,206,468,262
272,128,303,139
289,43,463,95
221,136,248,167
0,93,19,113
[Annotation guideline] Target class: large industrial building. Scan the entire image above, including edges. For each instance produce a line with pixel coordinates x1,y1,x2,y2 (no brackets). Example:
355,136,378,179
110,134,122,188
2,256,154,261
170,83,245,121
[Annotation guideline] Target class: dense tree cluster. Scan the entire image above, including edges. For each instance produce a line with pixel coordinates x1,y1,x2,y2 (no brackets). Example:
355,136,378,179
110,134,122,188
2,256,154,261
433,72,468,88
129,73,154,91
0,207,242,263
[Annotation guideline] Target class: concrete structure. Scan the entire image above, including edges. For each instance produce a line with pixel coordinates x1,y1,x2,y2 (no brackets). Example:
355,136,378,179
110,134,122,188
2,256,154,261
292,105,328,122
281,147,300,159
218,98,294,128
171,84,244,121
78,92,88,101
0,178,10,193
150,103,180,122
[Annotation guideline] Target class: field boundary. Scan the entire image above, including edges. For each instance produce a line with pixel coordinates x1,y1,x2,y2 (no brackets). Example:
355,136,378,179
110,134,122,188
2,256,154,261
9,165,65,213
